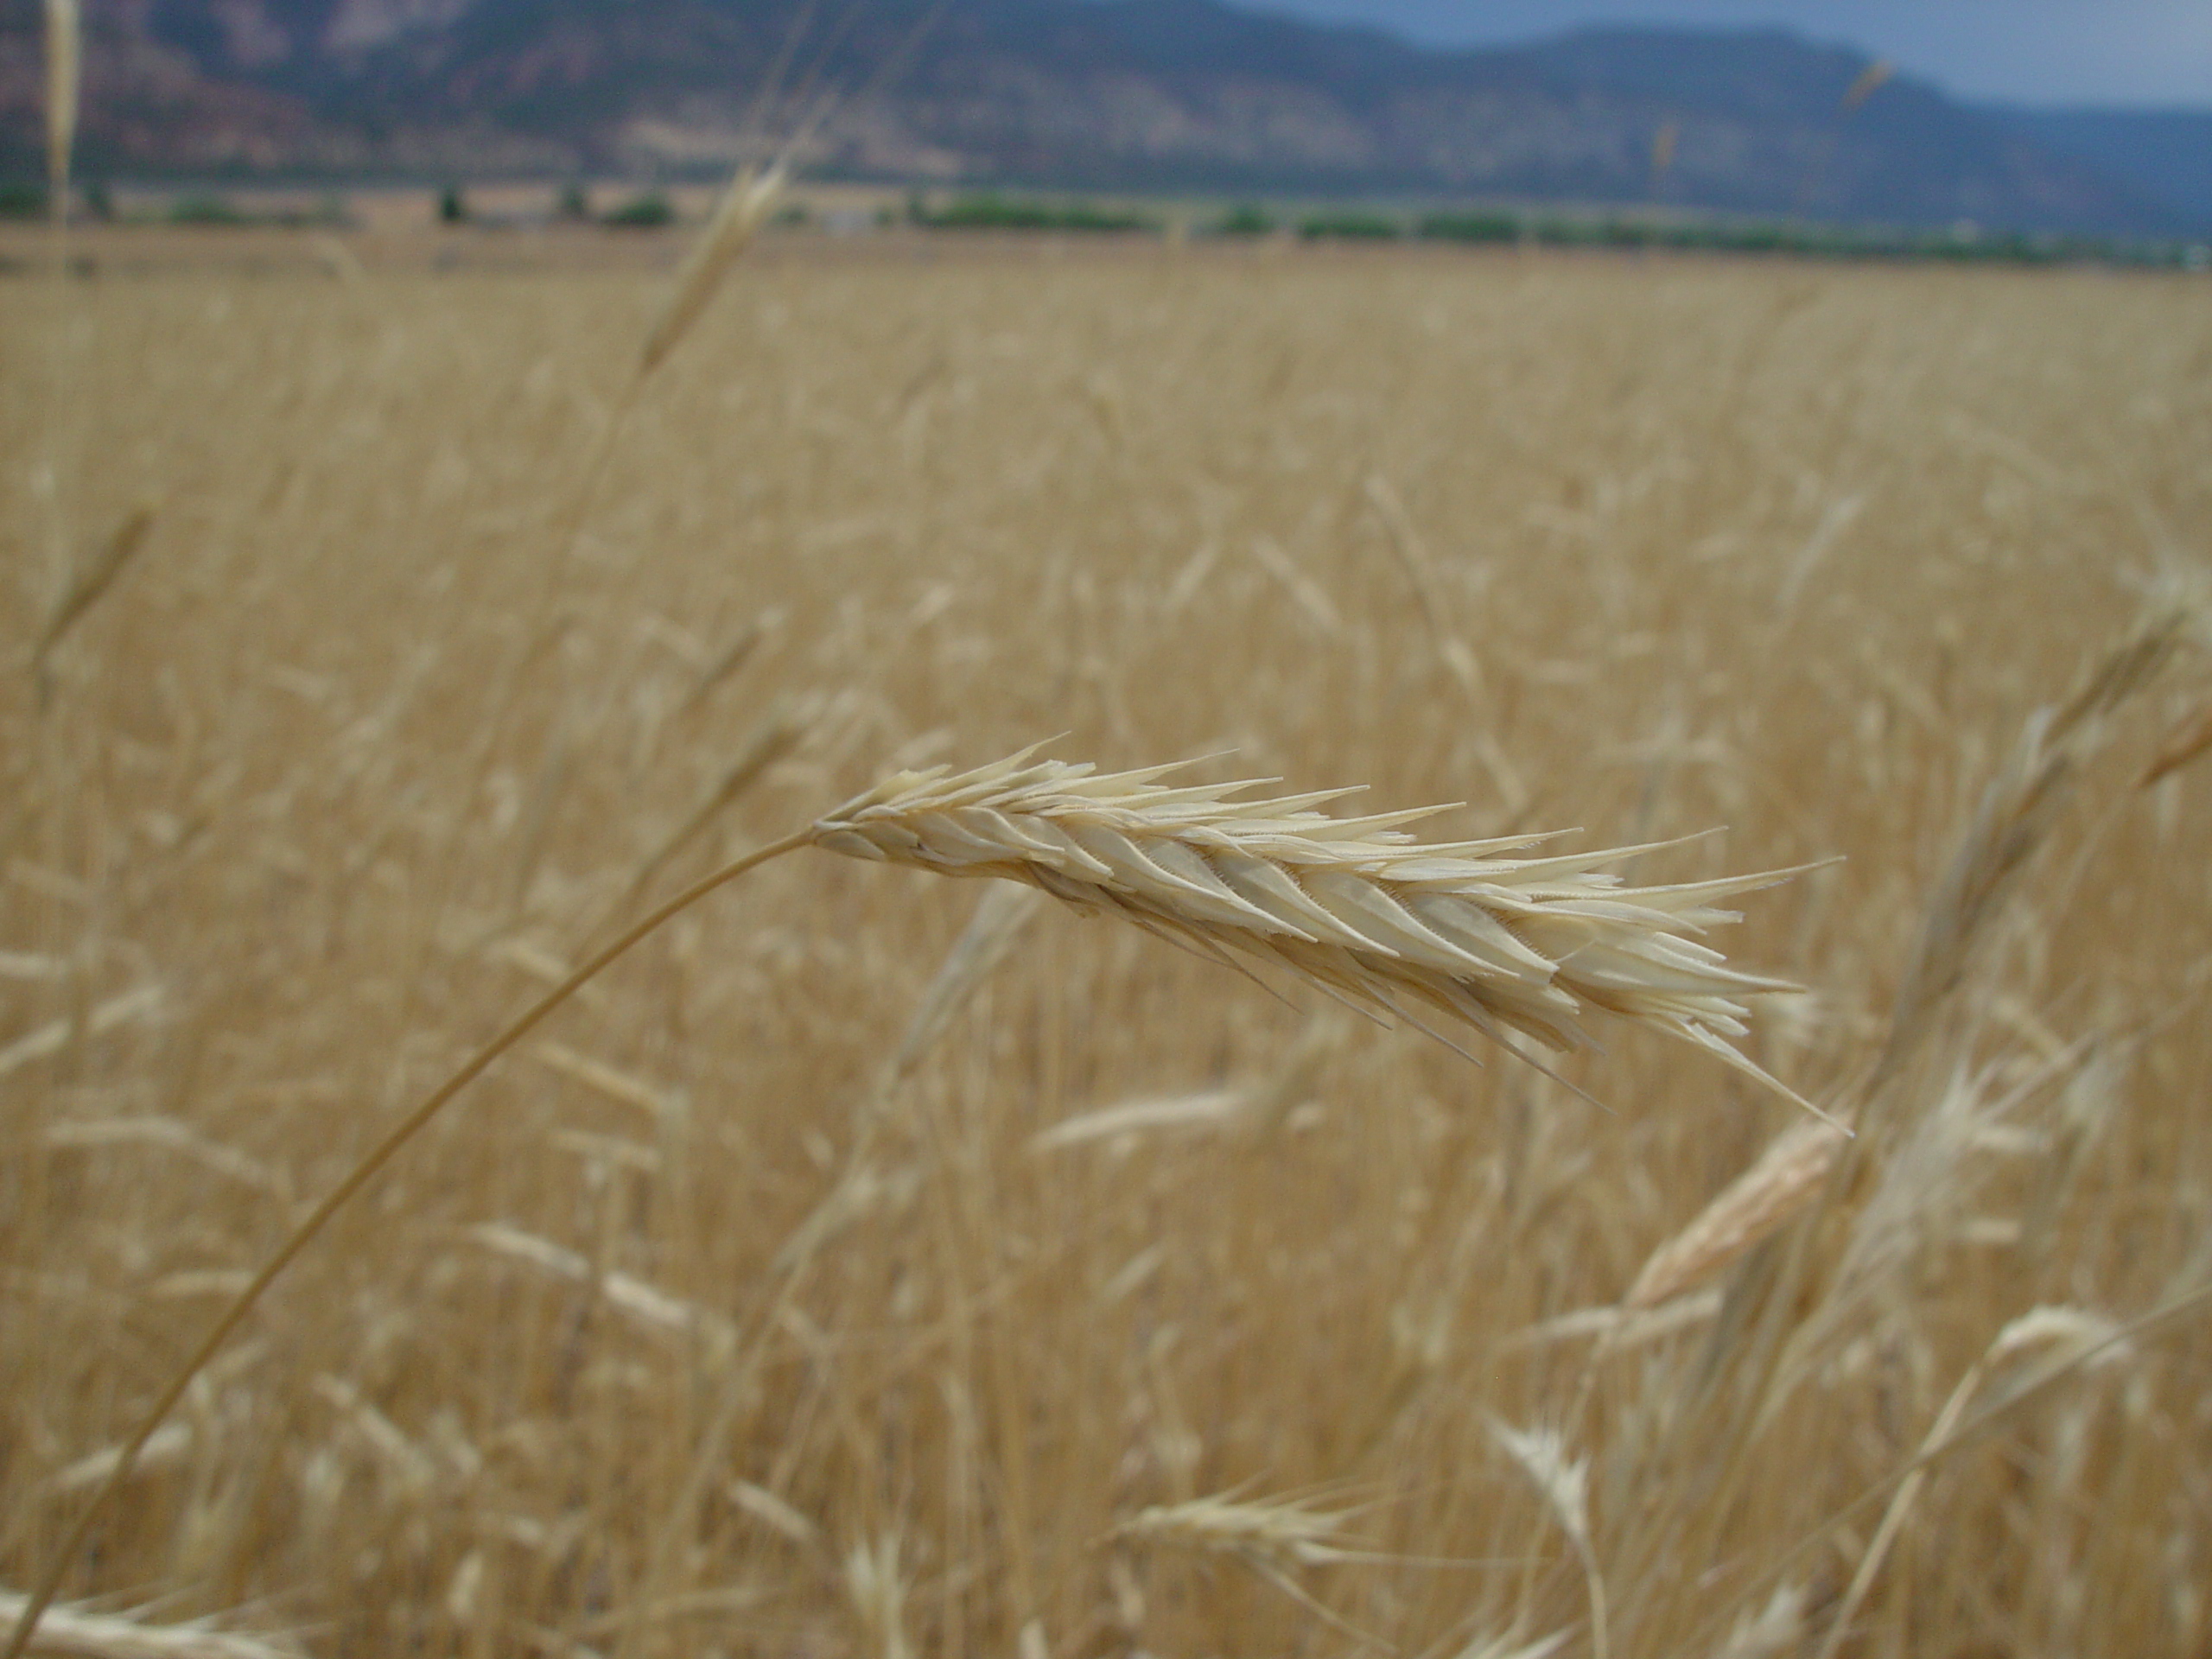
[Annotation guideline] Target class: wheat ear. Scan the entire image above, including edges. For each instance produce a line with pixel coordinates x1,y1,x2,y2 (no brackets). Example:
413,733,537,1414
812,747,1827,1119
639,162,788,379
1623,1116,1848,1312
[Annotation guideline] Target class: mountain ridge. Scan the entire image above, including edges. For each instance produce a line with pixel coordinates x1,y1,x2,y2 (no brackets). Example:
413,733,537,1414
1,0,2200,235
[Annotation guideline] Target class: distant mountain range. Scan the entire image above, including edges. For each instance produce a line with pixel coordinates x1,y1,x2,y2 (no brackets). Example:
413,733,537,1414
1,0,2205,235
1986,106,2212,231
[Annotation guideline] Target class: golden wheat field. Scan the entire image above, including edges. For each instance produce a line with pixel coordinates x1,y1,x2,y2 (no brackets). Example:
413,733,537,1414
5,232,2212,1658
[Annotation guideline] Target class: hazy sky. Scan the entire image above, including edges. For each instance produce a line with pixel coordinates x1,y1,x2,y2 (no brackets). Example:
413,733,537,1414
1242,1,2212,106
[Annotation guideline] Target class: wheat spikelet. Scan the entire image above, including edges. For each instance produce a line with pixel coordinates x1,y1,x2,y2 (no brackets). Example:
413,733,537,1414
43,1115,283,1198
531,1043,680,1118
1491,1422,1608,1659
1249,536,1344,635
727,1478,818,1546
811,748,1823,1115
1510,1290,1723,1350
0,985,163,1081
1110,1488,1389,1638
1033,1017,1337,1152
465,1223,733,1347
47,1426,195,1497
1030,1086,1250,1152
1458,1636,1571,1659
1717,1586,1807,1659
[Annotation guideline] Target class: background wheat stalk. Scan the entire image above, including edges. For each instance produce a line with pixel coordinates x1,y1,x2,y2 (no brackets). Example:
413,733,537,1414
42,0,76,241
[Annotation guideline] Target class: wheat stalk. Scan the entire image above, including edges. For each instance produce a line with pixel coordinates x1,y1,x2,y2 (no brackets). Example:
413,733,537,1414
811,747,1825,1117
600,694,811,926
1363,472,1483,696
3,833,810,1659
43,0,77,231
1810,1306,2124,1659
2139,699,2212,788
34,506,155,685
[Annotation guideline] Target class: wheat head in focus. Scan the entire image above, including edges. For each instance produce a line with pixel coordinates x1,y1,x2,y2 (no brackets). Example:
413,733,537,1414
813,750,1816,1108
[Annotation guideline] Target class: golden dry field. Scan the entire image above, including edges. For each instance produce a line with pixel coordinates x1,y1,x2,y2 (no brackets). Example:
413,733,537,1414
5,232,2212,1657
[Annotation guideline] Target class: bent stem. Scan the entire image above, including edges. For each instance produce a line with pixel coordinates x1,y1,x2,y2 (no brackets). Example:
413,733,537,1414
3,829,814,1659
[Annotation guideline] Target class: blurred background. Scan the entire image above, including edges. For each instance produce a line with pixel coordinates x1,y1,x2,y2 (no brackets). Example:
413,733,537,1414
1,0,2207,252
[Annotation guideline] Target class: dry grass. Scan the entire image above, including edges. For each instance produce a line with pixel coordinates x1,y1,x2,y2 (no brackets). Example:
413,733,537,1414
4,239,2211,1656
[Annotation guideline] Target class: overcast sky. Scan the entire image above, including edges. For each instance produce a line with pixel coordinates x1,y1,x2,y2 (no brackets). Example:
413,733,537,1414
1240,1,2212,106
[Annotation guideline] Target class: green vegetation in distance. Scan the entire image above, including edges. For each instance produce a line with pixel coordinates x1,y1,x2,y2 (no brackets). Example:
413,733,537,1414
1276,200,2201,270
909,193,1157,233
1297,209,1402,240
1212,203,1278,236
162,193,352,229
1417,210,1520,244
602,190,677,229
11,169,2200,272
171,194,251,226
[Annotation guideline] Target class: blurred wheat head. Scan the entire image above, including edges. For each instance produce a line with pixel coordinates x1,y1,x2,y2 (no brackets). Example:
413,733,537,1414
44,0,77,211
639,162,789,380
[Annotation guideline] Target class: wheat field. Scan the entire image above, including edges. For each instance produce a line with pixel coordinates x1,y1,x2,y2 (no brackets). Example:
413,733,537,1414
5,235,2212,1657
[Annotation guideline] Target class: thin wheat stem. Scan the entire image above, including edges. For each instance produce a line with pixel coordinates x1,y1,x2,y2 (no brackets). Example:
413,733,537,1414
2,830,812,1659
1653,1278,2212,1659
